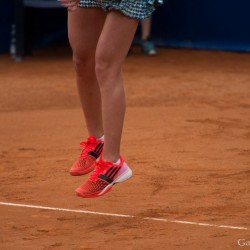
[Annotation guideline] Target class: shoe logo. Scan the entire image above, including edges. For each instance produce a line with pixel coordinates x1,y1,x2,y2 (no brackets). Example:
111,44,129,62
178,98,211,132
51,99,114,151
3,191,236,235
88,143,104,159
105,166,120,179
98,166,120,183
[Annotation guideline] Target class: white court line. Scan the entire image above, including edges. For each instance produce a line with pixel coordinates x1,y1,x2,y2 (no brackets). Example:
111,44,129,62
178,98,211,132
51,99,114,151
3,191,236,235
0,201,248,231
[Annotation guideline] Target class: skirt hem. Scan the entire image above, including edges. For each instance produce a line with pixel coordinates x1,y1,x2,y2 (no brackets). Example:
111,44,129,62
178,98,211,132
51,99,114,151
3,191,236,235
78,3,155,20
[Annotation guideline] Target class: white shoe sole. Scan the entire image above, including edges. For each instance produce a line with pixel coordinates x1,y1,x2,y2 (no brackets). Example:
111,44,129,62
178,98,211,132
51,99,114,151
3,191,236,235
99,167,133,196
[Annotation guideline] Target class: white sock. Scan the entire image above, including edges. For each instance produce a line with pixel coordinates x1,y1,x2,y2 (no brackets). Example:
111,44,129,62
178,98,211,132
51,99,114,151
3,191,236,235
98,135,104,141
114,158,121,165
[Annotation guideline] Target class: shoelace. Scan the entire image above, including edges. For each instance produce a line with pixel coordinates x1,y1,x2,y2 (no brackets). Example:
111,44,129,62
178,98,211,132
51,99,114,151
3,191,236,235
89,161,105,181
79,137,96,158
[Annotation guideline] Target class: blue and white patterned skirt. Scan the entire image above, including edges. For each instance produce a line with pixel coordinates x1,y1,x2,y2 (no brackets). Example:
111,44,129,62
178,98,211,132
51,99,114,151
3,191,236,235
78,0,163,20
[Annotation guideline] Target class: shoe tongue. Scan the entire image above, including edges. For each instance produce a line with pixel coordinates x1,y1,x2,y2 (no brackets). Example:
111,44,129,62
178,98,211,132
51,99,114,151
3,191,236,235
87,136,96,143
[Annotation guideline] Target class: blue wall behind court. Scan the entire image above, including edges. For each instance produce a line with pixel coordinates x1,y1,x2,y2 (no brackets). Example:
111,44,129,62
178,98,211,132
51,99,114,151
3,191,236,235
0,2,14,53
152,0,250,51
1,0,250,53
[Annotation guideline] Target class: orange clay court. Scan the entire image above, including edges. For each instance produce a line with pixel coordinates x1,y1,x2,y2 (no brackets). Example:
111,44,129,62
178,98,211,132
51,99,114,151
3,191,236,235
0,44,249,250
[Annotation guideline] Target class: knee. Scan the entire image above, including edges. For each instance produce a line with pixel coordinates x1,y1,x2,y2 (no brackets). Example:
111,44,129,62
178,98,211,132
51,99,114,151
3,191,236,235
95,52,111,82
95,52,121,88
72,53,95,76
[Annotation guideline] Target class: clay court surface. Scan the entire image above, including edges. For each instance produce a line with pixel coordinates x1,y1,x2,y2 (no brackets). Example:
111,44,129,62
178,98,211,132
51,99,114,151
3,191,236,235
0,45,250,249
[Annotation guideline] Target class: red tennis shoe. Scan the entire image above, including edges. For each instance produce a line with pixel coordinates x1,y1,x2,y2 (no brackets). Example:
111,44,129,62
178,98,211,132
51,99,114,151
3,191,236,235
75,156,132,198
70,136,104,176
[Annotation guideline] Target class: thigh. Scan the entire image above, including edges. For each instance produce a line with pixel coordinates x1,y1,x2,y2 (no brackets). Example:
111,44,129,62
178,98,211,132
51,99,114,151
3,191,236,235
68,8,106,57
96,10,139,66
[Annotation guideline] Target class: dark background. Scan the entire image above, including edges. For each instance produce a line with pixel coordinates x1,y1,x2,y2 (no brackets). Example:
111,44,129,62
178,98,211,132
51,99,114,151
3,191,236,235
1,0,250,53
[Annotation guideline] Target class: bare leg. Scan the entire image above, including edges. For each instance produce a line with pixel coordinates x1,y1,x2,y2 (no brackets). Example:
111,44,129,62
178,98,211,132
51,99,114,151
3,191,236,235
140,16,152,40
68,8,106,138
140,16,157,55
95,11,138,162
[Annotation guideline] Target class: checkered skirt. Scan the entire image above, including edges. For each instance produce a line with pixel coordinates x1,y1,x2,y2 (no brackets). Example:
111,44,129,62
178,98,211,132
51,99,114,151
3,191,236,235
78,0,163,20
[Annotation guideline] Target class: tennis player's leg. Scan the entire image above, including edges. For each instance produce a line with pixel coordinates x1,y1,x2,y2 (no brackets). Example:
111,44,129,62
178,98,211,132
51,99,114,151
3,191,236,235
95,10,138,163
141,16,152,40
140,16,157,55
68,8,106,138
68,8,106,176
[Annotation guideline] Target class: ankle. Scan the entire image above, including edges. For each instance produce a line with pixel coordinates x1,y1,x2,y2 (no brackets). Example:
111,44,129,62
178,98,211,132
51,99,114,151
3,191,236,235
142,36,151,42
102,154,120,164
89,133,104,141
97,135,104,141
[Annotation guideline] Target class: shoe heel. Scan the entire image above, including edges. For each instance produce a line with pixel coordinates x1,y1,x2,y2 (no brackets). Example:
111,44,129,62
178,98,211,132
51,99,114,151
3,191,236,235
114,167,133,184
